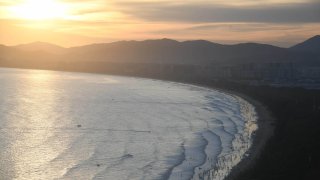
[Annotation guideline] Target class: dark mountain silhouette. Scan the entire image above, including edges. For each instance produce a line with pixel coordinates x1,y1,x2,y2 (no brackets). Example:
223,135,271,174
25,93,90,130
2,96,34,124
3,37,318,65
63,39,310,65
290,35,320,54
1,35,319,84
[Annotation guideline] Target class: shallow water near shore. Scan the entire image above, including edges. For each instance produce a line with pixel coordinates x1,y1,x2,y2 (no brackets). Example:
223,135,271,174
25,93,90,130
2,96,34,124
0,68,257,180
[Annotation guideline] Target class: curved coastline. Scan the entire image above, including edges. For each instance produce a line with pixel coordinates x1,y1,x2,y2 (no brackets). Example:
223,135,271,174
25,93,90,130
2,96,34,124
154,80,275,180
0,67,275,180
223,90,275,180
194,85,275,180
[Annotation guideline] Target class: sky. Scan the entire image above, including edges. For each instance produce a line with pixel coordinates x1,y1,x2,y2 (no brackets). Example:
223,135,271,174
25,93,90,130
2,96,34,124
0,0,319,47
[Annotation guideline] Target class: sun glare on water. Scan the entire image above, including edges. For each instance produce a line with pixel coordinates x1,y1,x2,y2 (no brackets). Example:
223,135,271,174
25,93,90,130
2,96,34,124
9,0,69,20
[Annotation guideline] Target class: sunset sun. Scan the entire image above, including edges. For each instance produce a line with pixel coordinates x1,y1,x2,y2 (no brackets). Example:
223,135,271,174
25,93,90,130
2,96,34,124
9,0,69,20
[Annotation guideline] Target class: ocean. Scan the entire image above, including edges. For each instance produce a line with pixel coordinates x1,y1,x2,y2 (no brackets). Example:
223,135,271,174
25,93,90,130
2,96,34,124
0,68,257,180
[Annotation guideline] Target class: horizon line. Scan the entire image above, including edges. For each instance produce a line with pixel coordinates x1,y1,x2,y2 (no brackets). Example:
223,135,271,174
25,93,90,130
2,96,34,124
2,35,318,49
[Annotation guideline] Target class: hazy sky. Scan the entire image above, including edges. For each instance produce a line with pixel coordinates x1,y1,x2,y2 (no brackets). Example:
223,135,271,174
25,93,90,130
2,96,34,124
0,0,319,47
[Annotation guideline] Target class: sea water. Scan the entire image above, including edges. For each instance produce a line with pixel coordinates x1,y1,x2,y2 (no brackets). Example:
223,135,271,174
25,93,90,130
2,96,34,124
0,68,257,180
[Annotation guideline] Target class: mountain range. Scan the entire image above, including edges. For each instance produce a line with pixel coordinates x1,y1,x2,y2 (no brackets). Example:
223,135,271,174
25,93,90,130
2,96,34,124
290,35,320,54
13,41,66,54
1,36,319,64
0,35,319,84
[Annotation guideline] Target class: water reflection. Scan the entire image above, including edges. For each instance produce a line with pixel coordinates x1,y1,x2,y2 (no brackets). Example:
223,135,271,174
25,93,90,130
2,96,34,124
0,68,255,180
2,70,69,179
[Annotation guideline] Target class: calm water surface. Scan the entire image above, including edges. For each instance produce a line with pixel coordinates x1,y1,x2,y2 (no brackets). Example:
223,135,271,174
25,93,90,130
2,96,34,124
0,68,250,180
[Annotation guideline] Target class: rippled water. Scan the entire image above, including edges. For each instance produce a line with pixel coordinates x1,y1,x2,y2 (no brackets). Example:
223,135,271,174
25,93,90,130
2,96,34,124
0,68,256,180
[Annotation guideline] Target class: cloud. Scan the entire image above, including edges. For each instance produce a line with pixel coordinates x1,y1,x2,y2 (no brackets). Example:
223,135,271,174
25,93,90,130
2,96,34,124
112,1,320,23
185,23,302,32
0,0,319,47
141,21,320,47
1,0,319,23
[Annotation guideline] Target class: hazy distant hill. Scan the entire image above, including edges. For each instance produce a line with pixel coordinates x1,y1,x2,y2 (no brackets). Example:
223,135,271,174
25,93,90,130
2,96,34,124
0,44,16,54
0,44,23,59
290,35,320,54
13,41,66,54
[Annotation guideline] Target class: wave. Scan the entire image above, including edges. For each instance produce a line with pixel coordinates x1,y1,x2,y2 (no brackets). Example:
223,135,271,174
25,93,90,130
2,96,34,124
0,68,257,180
190,94,258,180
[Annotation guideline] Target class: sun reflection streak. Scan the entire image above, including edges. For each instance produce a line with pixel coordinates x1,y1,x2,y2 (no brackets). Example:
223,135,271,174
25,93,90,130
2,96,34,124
4,70,71,179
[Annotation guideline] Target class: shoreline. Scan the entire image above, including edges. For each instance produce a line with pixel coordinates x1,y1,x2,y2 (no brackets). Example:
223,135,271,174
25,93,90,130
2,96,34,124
0,67,275,179
161,80,274,180
220,89,275,180
168,81,275,180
